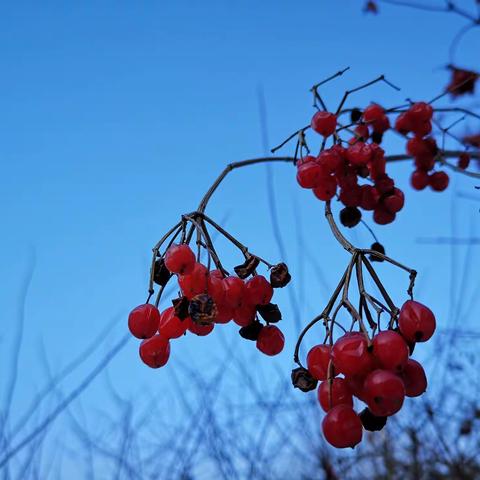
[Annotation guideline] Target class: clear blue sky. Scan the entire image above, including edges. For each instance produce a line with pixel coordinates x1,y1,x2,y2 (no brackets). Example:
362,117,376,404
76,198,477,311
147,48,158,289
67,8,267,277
0,0,479,474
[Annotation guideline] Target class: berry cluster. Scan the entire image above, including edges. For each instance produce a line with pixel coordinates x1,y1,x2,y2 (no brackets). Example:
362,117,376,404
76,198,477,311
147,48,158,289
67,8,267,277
129,221,291,369
301,299,435,449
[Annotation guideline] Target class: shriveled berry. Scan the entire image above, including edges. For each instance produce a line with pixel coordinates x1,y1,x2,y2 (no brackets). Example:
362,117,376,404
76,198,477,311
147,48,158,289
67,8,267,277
359,407,387,432
269,263,291,288
256,325,285,356
291,367,318,392
311,111,337,137
128,304,161,339
153,258,172,287
139,335,170,368
399,300,436,343
322,405,362,449
318,378,353,412
257,303,282,323
369,242,385,263
239,320,263,341
233,256,260,279
189,293,217,325
164,244,196,275
364,369,405,417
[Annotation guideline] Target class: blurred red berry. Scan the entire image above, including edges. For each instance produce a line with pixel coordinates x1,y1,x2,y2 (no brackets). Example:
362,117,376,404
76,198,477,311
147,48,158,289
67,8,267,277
139,335,171,368
429,171,449,191
411,170,429,190
311,111,337,137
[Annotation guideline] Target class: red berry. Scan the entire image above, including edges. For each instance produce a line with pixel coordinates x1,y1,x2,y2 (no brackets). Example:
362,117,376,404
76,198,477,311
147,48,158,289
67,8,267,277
256,325,285,356
322,405,362,449
188,322,214,336
414,153,435,171
458,152,470,170
412,120,432,137
296,154,317,167
372,330,409,372
207,273,226,305
346,142,373,166
401,359,427,397
364,369,405,417
179,262,209,299
215,304,234,324
372,116,390,134
411,170,429,190
373,206,396,225
164,244,196,275
232,303,256,327
360,185,380,211
345,375,367,401
318,149,343,173
158,307,190,339
375,175,395,194
312,176,337,201
398,300,436,343
429,171,449,191
318,378,353,412
245,275,273,306
409,102,433,122
332,333,375,377
339,185,362,207
223,276,245,309
139,335,171,368
296,162,325,189
383,188,405,214
354,124,370,141
311,111,337,137
363,104,384,123
128,304,161,339
307,344,334,381
395,112,413,134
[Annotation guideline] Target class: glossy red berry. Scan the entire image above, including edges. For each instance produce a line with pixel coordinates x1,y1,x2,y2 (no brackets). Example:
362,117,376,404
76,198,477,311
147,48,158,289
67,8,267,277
256,325,285,356
383,188,405,214
311,111,337,137
409,102,433,122
372,330,409,372
318,149,343,173
398,300,436,343
364,369,405,417
312,176,337,201
318,378,353,412
429,171,449,191
332,333,375,377
360,185,380,211
363,104,384,123
215,304,234,324
345,375,367,401
158,307,190,339
164,244,196,275
346,142,373,166
401,359,427,397
188,322,214,336
354,124,370,141
232,303,256,327
322,405,362,449
139,335,170,368
207,273,226,305
395,112,413,134
128,304,161,339
411,170,429,190
307,344,334,381
245,275,273,306
223,276,245,309
339,185,362,208
178,262,209,299
296,162,325,189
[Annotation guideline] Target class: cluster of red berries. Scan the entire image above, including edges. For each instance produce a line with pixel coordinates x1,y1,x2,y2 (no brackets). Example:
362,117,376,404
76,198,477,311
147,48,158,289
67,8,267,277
297,106,405,227
128,244,291,368
304,299,435,449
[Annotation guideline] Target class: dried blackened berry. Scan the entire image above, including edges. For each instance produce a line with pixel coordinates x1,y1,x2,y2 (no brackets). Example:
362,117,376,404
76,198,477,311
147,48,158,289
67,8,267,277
370,241,385,262
371,131,383,144
270,263,291,288
172,296,190,320
357,166,370,178
153,258,172,287
239,320,263,341
359,408,387,431
234,255,260,279
340,207,361,228
291,367,318,392
188,294,217,325
350,108,362,123
257,303,282,323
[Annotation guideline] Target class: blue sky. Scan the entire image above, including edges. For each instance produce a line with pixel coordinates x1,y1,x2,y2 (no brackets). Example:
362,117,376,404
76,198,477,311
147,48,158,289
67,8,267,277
0,0,479,474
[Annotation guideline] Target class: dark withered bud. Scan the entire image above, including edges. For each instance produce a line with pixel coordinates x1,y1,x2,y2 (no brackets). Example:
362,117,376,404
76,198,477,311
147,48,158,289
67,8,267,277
291,367,318,392
257,303,282,323
153,258,172,286
370,241,385,262
234,255,260,279
350,108,362,123
239,320,263,341
188,294,217,325
340,207,361,228
460,419,472,436
172,296,190,320
358,166,370,178
270,263,291,288
359,408,387,431
371,131,383,144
